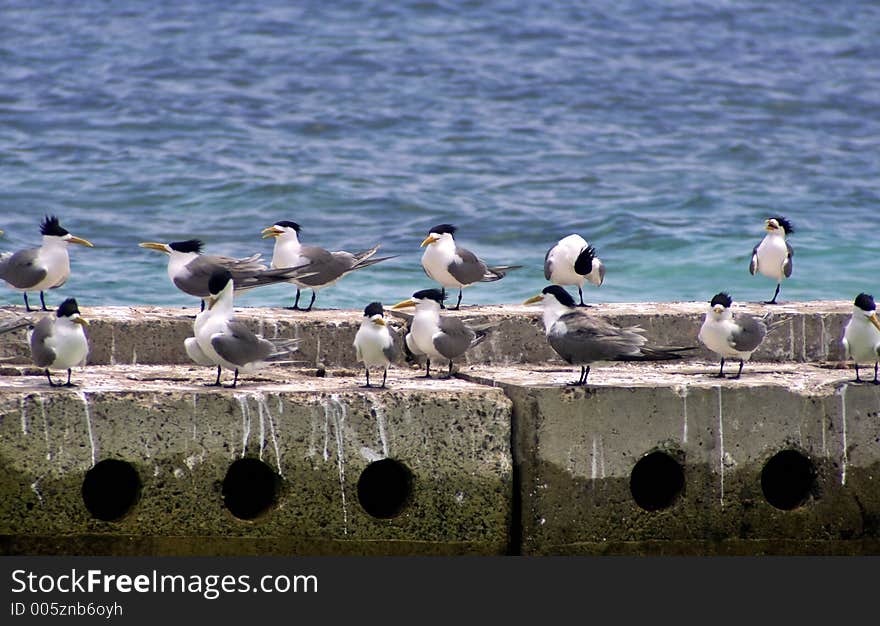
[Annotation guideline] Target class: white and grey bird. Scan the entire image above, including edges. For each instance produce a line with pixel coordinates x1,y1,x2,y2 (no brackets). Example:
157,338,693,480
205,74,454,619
261,220,396,311
26,297,90,387
391,288,493,378
184,269,300,388
420,224,521,310
139,239,316,308
749,216,794,305
0,216,94,311
697,292,768,379
544,234,605,307
841,292,880,384
524,285,693,386
353,301,400,388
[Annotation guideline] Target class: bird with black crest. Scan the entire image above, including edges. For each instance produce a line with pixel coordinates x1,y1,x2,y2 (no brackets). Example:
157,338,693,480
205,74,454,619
0,215,93,311
27,297,90,387
353,301,400,388
841,293,880,384
544,234,605,307
697,292,768,379
749,216,794,305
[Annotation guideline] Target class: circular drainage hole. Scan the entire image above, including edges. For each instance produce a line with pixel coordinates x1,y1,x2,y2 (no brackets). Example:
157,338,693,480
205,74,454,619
629,451,685,511
81,459,141,522
222,458,280,520
761,450,816,510
357,458,413,519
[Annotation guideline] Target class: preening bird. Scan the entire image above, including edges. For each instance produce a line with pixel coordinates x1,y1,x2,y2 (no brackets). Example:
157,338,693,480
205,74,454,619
0,216,93,311
261,221,395,311
749,216,794,305
697,292,768,378
353,301,400,388
420,224,521,310
391,288,494,378
27,297,90,387
841,292,880,384
524,285,693,386
544,234,605,307
139,239,316,308
184,269,300,387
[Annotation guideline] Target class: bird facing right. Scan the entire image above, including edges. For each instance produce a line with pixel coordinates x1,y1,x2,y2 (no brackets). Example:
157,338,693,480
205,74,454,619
544,234,605,307
697,292,767,379
749,216,794,305
841,292,880,384
353,301,400,388
28,297,90,387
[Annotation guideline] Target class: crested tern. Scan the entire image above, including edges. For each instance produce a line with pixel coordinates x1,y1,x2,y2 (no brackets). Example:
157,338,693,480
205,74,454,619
544,234,605,307
391,288,493,377
0,216,93,311
184,269,300,387
749,216,794,305
28,297,90,387
524,285,693,385
420,224,521,310
697,292,768,378
841,292,880,384
353,301,400,388
261,221,396,311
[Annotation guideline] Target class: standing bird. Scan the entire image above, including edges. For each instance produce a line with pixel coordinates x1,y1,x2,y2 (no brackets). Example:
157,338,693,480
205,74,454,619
524,285,693,386
139,239,316,309
184,270,300,387
27,298,90,387
261,221,395,311
749,216,794,305
391,288,493,378
0,216,94,311
697,292,768,379
841,293,880,384
420,224,521,310
353,301,400,388
544,234,606,307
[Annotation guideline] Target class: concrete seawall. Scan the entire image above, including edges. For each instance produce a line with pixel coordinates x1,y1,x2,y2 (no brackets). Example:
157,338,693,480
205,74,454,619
1,301,878,556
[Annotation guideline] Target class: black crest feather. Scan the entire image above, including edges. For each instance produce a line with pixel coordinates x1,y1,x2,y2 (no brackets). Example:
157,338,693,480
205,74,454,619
168,240,204,254
274,220,301,232
56,298,80,318
208,269,233,295
710,292,733,308
364,301,384,317
412,288,446,303
542,285,576,307
854,293,875,312
40,215,69,237
573,244,597,276
428,224,457,236
769,215,794,235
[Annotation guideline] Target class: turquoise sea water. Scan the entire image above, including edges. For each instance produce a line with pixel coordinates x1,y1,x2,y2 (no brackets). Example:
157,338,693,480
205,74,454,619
1,0,878,310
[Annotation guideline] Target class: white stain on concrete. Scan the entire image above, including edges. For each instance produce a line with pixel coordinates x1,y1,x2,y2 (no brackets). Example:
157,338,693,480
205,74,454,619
322,394,349,535
235,394,251,459
717,386,725,507
76,391,97,467
257,393,283,476
838,384,848,486
38,394,51,461
19,396,28,436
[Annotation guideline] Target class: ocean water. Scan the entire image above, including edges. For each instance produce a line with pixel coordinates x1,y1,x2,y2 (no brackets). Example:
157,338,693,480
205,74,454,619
0,0,878,311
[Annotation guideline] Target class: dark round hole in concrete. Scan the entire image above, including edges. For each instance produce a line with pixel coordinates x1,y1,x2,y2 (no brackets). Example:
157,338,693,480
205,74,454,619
357,458,412,519
761,449,816,510
81,459,141,522
222,458,279,520
629,451,685,511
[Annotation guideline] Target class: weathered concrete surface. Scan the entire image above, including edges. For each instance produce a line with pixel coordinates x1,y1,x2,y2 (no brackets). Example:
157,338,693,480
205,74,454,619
459,362,880,556
0,365,513,556
0,300,857,368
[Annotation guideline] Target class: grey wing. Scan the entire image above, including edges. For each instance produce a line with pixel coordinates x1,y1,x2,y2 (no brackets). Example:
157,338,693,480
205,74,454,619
543,247,553,280
448,246,490,285
385,326,401,362
748,244,759,275
434,316,477,359
548,313,646,364
211,320,274,367
294,246,347,287
0,248,47,289
29,317,56,367
174,256,222,297
731,315,767,352
783,241,793,278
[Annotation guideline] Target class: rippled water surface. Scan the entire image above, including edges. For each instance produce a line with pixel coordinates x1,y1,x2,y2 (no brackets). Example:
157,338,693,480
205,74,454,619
1,0,878,310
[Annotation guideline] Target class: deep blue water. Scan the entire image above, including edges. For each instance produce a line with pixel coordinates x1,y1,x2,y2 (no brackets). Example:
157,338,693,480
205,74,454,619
1,0,878,310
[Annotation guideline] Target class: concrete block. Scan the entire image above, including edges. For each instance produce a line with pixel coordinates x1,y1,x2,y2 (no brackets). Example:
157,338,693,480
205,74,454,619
0,366,513,555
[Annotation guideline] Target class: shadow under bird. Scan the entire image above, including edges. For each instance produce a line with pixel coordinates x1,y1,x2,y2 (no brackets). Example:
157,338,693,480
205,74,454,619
0,216,93,311
420,223,521,310
139,239,318,309
697,292,768,379
749,216,794,305
524,285,694,386
28,298,90,387
544,234,605,307
841,293,880,384
353,301,401,388
392,288,496,378
261,221,396,311
184,269,301,388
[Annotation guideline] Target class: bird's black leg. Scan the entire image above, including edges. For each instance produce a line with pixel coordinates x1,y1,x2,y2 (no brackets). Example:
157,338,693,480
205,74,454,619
874,362,879,385
581,365,591,385
223,369,239,388
716,358,726,378
363,368,372,388
63,368,77,387
576,287,587,308
764,283,781,305
45,369,61,387
289,289,302,311
569,365,590,386
731,360,744,380
451,289,463,311
424,358,432,378
206,365,222,386
439,287,446,310
23,293,32,312
448,360,454,377
854,363,862,383
200,300,205,312
40,291,48,311
381,367,387,388
304,290,316,312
